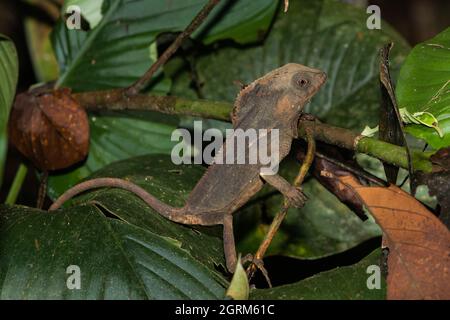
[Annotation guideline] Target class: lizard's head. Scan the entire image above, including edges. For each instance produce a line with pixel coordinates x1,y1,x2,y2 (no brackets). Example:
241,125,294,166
268,63,326,124
232,63,326,128
286,63,327,104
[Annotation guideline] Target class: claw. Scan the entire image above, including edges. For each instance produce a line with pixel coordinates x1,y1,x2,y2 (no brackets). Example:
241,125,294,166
243,254,272,288
287,187,307,208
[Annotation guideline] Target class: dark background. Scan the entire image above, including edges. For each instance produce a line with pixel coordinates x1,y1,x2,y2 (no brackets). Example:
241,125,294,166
0,0,449,206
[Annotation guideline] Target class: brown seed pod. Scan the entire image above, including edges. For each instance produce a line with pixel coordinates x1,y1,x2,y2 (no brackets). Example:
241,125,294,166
8,87,89,171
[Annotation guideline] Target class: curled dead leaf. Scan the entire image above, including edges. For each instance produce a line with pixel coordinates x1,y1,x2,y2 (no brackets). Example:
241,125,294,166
8,87,89,171
379,43,410,184
338,175,450,300
296,142,381,220
313,157,368,219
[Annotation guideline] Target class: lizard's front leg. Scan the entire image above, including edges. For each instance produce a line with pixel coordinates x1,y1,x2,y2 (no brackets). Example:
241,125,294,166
260,173,307,208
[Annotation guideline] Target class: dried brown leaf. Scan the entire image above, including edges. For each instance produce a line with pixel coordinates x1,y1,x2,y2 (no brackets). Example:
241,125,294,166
339,175,450,299
379,43,410,184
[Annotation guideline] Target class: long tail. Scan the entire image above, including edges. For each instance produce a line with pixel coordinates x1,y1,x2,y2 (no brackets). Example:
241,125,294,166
48,177,204,225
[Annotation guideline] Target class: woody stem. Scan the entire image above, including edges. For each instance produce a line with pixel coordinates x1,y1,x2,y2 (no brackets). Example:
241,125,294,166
73,92,433,173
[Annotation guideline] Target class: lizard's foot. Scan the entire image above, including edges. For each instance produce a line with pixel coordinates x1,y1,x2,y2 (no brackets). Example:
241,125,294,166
242,253,272,288
299,112,318,121
286,187,308,208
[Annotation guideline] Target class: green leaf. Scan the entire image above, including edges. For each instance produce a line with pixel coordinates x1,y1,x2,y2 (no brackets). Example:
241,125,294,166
250,249,386,300
0,205,227,299
396,27,450,149
67,154,226,273
52,0,277,92
225,256,249,300
361,125,379,137
194,0,278,45
0,35,18,187
171,0,410,131
63,0,104,28
24,17,59,82
2,154,238,299
47,112,179,199
400,108,443,138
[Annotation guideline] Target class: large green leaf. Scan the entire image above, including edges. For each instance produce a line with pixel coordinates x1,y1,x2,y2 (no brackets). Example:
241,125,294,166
2,155,235,299
0,204,226,299
396,27,450,149
250,249,386,300
171,0,410,130
47,112,180,198
24,7,59,82
0,35,18,187
63,0,104,29
0,154,383,300
67,154,226,272
1,155,230,299
52,0,277,92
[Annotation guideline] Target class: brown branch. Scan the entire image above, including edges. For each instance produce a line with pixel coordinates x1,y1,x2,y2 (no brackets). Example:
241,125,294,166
37,171,48,209
72,90,232,120
125,0,221,96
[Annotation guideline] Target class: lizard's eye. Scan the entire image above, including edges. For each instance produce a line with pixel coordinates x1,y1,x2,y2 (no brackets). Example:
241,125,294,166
298,79,308,87
292,73,310,89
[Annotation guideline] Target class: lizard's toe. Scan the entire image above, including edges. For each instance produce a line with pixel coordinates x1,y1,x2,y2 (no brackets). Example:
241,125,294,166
287,187,307,208
243,254,272,288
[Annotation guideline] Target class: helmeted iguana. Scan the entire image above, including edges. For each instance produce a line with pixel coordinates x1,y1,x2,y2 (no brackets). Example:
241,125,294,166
50,63,327,272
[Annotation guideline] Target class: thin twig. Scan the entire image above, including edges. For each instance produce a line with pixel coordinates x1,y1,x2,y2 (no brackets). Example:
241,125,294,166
246,128,316,284
284,0,289,12
398,174,409,188
125,0,221,96
37,171,48,209
293,129,316,187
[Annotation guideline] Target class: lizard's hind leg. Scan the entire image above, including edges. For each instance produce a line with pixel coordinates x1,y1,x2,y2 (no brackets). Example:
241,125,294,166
223,214,238,273
223,213,271,286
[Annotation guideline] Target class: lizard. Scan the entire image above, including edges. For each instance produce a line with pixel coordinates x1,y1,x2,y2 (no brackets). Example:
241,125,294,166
49,63,327,273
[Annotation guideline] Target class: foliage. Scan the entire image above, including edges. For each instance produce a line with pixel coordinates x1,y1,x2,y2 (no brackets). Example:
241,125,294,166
0,35,18,186
1,0,449,300
396,27,450,149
